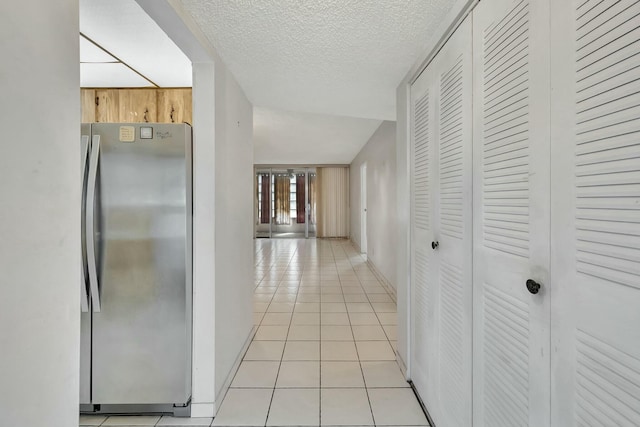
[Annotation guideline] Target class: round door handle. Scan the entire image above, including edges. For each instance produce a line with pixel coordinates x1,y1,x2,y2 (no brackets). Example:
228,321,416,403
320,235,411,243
526,279,541,294
431,241,439,250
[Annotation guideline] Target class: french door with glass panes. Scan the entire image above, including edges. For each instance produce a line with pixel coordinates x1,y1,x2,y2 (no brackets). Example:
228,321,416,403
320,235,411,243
255,168,315,238
255,169,272,238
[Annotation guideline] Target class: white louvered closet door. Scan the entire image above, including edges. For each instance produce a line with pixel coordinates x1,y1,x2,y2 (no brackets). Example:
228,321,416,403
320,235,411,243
550,1,640,425
410,16,473,427
472,0,551,426
410,47,438,412
432,15,474,427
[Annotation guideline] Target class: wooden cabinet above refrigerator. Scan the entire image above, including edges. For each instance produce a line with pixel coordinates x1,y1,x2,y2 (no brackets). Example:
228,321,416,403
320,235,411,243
81,88,192,124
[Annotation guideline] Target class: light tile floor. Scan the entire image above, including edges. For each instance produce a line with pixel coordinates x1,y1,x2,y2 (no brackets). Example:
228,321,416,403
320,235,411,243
80,239,428,427
216,238,428,427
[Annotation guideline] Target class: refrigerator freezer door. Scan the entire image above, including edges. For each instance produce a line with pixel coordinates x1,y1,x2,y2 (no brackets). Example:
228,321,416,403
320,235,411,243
91,123,192,405
80,125,91,405
81,133,91,312
86,135,102,312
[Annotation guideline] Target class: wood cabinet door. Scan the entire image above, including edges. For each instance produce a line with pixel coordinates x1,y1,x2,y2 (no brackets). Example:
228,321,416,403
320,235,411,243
550,0,640,425
95,89,120,123
157,89,192,124
118,89,157,123
472,0,552,426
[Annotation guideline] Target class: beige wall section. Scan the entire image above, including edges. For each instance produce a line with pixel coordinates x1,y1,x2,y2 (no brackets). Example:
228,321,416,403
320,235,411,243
350,121,397,289
0,1,81,426
317,167,350,238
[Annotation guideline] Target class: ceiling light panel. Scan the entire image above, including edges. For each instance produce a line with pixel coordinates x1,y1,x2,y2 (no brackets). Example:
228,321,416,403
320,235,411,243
80,0,191,87
80,36,117,63
80,63,152,87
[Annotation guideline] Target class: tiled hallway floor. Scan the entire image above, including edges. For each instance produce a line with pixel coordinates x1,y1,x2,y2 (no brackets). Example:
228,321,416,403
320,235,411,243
80,239,428,427
214,238,428,427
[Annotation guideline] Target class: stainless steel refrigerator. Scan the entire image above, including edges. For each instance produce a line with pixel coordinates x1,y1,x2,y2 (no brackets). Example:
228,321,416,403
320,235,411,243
80,123,192,416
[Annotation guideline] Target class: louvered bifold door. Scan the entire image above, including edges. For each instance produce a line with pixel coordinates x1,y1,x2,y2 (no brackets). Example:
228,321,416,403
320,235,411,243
410,16,474,427
472,0,551,426
410,47,438,413
433,15,474,427
550,1,640,426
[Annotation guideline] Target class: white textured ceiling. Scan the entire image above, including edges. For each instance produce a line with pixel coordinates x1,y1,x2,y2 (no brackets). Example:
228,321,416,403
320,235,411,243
80,0,191,87
254,108,382,165
180,0,454,120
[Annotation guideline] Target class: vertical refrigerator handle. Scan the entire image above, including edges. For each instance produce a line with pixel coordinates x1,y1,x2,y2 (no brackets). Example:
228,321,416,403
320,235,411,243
81,135,90,313
86,134,101,312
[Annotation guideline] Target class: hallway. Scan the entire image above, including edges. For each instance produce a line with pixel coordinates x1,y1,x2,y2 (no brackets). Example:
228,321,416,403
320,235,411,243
214,238,428,426
79,239,427,427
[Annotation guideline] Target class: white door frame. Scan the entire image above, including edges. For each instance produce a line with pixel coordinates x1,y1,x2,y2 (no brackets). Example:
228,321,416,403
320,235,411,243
360,163,367,257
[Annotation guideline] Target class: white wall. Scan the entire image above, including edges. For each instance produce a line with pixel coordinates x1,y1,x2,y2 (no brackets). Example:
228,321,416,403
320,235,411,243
190,62,218,415
137,3,255,416
395,83,411,371
0,1,80,426
191,51,254,420
214,63,254,402
350,121,397,290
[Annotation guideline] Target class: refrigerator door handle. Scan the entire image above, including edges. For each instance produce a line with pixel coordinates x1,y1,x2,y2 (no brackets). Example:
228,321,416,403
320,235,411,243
81,135,90,313
87,134,101,312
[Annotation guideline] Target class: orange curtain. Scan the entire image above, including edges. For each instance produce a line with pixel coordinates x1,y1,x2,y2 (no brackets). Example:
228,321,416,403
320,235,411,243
274,174,291,225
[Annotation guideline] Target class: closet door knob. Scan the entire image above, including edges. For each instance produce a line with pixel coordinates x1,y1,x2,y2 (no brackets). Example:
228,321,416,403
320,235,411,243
431,241,439,250
526,279,541,294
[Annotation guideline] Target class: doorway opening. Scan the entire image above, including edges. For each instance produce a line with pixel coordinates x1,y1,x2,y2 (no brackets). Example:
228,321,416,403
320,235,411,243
255,168,317,239
360,163,367,257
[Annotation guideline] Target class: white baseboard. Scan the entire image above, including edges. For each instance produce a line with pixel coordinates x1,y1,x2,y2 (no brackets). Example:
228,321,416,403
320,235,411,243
190,403,215,418
366,259,397,302
396,351,408,380
350,237,362,254
212,325,257,417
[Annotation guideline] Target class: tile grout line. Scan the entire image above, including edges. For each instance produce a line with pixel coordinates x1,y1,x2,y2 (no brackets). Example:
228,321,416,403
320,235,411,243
242,239,403,427
349,240,397,358
345,240,399,424
263,244,300,427
335,242,378,427
247,245,289,427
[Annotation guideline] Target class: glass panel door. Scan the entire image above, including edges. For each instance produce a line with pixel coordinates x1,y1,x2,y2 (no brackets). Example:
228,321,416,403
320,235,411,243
308,170,317,238
271,169,306,238
255,167,316,239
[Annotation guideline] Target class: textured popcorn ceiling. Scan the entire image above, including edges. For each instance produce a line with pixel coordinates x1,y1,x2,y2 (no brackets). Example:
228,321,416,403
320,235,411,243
179,0,454,120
